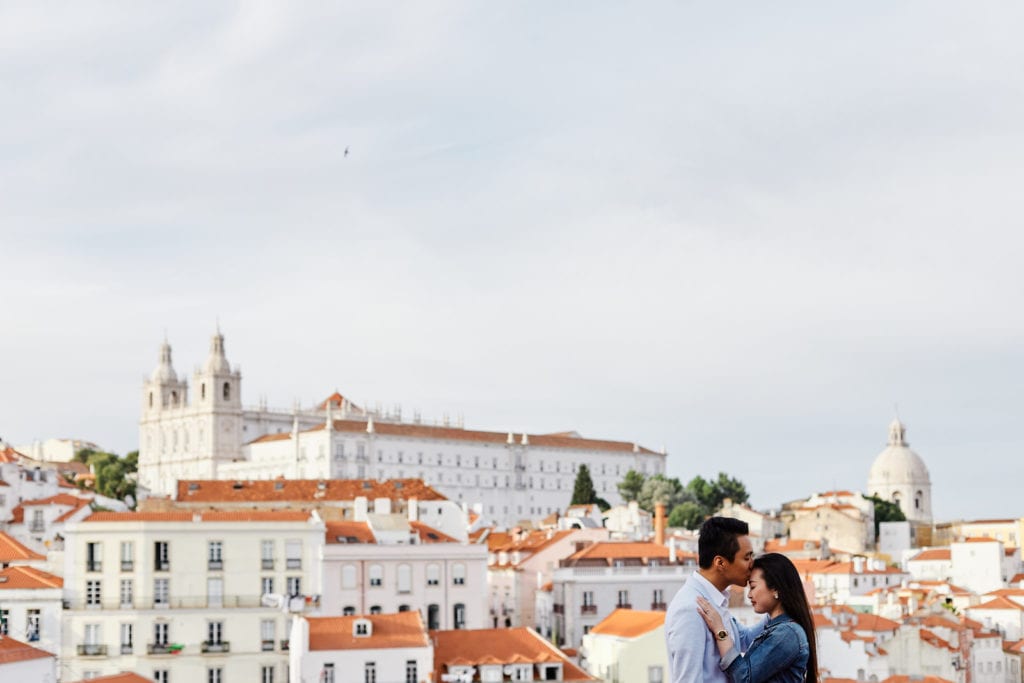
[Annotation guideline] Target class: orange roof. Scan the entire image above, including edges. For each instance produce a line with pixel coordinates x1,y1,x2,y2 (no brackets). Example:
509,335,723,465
984,589,1024,599
83,510,314,523
0,447,29,464
813,613,834,628
21,493,89,507
0,532,45,562
764,538,821,553
0,635,53,664
409,521,458,544
307,612,428,651
0,565,63,590
68,673,155,683
883,677,953,683
853,614,901,632
1005,639,1024,654
919,629,954,651
565,541,695,564
325,521,376,544
589,609,665,638
818,490,856,497
972,596,1024,612
911,548,951,562
816,562,904,575
491,530,575,558
251,418,659,455
962,537,1000,543
176,478,446,503
318,392,360,411
483,530,513,551
432,628,596,681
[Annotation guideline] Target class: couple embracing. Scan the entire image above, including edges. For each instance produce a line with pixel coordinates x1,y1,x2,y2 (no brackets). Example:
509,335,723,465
665,517,819,683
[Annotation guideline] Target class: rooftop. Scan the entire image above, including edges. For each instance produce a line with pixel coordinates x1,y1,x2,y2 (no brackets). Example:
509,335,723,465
0,532,45,562
0,635,53,664
431,627,595,681
0,565,63,590
589,609,665,638
176,478,446,503
307,612,428,651
82,510,314,523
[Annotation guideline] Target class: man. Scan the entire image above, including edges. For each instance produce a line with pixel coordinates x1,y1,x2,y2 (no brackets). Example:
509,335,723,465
665,516,763,683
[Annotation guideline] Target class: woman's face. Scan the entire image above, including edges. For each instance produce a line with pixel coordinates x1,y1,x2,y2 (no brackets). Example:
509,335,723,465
747,568,780,616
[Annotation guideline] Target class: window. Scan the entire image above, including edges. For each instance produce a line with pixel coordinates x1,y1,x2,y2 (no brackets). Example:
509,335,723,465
653,588,664,608
396,564,412,593
261,665,275,683
154,578,169,607
334,443,345,461
222,382,230,400
208,667,223,683
120,623,133,654
261,577,274,595
154,622,169,646
341,565,357,589
365,662,377,683
261,620,275,651
453,603,466,629
120,579,134,608
405,660,418,683
369,605,382,615
323,664,335,683
207,621,224,645
426,564,440,586
285,540,302,569
452,563,466,586
29,509,44,532
120,541,134,571
582,591,595,607
369,564,383,587
208,577,223,608
260,540,274,569
87,542,102,571
1,609,9,635
286,576,301,596
153,672,169,683
427,604,440,630
208,541,223,570
617,589,630,607
26,609,40,641
649,665,664,683
86,580,102,606
154,541,170,571
343,606,356,616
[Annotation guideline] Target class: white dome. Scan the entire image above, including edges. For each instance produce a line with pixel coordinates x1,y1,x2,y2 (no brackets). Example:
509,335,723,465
150,341,178,383
204,331,232,374
868,418,930,486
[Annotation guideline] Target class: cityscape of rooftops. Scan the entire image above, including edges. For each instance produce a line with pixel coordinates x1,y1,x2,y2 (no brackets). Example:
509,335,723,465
2,4,1023,682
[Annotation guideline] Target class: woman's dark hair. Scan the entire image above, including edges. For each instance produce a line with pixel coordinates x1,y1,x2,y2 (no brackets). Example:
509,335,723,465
697,517,749,569
753,553,818,683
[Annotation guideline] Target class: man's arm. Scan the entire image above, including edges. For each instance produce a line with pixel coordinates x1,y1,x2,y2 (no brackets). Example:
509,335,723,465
666,605,709,683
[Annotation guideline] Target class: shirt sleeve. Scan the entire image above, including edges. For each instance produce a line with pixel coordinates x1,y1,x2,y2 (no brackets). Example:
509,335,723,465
666,605,710,683
736,616,767,650
721,623,801,683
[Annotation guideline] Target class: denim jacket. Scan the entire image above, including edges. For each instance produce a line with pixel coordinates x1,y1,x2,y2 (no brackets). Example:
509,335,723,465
718,613,809,683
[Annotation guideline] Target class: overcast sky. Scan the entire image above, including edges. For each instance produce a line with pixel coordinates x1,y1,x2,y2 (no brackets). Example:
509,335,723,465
2,2,1022,520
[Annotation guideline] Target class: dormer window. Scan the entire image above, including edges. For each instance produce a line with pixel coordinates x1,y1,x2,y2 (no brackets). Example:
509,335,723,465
353,619,372,637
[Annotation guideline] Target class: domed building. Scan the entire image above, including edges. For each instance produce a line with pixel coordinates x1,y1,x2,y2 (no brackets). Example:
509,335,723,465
867,418,932,524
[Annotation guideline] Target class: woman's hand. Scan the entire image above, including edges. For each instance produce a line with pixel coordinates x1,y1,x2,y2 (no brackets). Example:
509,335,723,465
696,596,725,634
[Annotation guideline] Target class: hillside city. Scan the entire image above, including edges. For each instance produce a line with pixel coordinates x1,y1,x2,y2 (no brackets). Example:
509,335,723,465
1,332,1020,683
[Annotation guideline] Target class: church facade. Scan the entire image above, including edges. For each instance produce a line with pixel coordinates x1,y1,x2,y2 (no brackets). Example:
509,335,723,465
867,418,933,525
138,332,667,526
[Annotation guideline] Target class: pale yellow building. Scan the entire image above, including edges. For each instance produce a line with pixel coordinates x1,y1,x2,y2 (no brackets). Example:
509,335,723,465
581,609,667,683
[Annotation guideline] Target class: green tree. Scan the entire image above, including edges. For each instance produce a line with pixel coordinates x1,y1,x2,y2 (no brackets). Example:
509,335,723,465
864,494,906,536
712,472,749,507
685,472,751,514
74,448,138,507
668,501,705,529
617,469,646,503
570,464,607,510
637,474,689,513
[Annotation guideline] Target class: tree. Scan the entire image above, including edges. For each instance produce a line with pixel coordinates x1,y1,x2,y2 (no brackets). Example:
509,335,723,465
668,501,705,530
637,474,689,513
74,448,138,507
864,494,906,536
570,464,609,510
617,469,646,503
685,472,750,514
711,472,749,507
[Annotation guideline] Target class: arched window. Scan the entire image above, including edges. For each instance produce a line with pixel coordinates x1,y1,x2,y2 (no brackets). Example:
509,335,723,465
453,603,466,629
398,604,410,612
342,606,355,616
201,383,206,400
148,392,153,408
222,382,230,400
341,565,357,590
426,564,440,587
369,605,382,614
427,604,440,630
397,564,412,593
171,390,177,405
452,563,466,586
368,564,383,587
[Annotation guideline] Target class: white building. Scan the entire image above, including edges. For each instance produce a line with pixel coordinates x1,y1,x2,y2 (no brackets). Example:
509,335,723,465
804,558,908,604
907,548,953,582
549,541,696,649
0,565,63,657
951,538,1016,595
60,509,324,682
0,634,56,682
0,449,79,525
581,609,667,683
432,626,595,682
137,333,666,526
16,438,103,464
289,611,432,683
867,418,933,525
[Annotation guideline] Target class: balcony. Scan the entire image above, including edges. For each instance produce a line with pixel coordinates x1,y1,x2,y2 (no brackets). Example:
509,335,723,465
280,639,290,651
120,644,133,655
147,643,179,655
616,603,632,610
201,641,230,654
28,523,44,533
261,559,274,570
87,561,102,572
552,604,564,614
208,560,224,571
121,560,134,571
155,561,170,572
651,602,667,611
77,644,108,656
581,605,597,615
64,593,303,610
261,639,275,652
286,558,301,570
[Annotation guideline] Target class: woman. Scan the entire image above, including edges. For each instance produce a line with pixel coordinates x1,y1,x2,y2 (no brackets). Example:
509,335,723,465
696,553,818,683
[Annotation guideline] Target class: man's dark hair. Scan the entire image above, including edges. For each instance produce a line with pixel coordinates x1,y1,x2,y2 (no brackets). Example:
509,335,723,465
697,516,749,569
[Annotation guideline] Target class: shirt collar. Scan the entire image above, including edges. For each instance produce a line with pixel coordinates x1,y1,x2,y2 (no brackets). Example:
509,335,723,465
692,571,731,609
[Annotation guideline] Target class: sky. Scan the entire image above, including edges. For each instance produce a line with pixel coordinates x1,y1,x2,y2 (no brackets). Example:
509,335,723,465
2,2,1023,520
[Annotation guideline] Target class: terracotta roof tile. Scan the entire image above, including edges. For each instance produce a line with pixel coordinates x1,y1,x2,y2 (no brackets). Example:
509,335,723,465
853,614,901,632
432,627,596,681
307,612,428,650
910,549,951,562
0,565,63,590
0,532,45,562
919,629,955,651
409,521,458,544
565,541,695,564
83,510,313,523
882,676,954,683
325,521,376,545
0,447,29,464
21,493,89,507
972,596,1024,612
764,538,821,553
176,478,446,503
68,673,155,683
589,609,665,638
0,635,53,664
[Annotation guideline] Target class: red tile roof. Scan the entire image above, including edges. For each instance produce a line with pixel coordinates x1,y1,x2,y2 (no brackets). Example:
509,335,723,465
409,521,458,544
589,609,665,638
853,614,901,632
911,549,951,562
307,612,428,651
882,676,954,683
176,478,446,503
972,596,1024,612
0,532,45,562
68,673,155,683
565,541,695,564
83,510,314,523
325,521,376,545
431,627,596,681
0,635,53,664
919,629,955,651
21,493,89,507
764,538,821,553
0,447,29,464
251,419,658,454
0,565,62,590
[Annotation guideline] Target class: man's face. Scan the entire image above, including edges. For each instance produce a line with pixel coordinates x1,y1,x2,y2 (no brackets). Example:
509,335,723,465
722,535,754,588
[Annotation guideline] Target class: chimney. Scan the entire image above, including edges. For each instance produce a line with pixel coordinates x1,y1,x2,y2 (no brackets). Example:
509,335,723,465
655,502,666,546
669,537,677,563
407,497,418,522
354,497,369,522
853,556,866,574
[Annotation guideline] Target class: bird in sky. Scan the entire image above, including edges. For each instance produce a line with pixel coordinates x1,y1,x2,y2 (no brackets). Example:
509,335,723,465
344,146,349,158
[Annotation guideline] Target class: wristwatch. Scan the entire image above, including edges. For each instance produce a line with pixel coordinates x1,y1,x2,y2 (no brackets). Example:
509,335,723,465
716,629,729,641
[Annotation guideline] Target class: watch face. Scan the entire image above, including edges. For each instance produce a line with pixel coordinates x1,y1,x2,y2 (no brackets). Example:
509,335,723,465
717,630,729,640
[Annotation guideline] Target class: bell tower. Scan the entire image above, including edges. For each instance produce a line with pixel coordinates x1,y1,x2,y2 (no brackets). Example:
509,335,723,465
192,328,243,467
138,338,188,494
